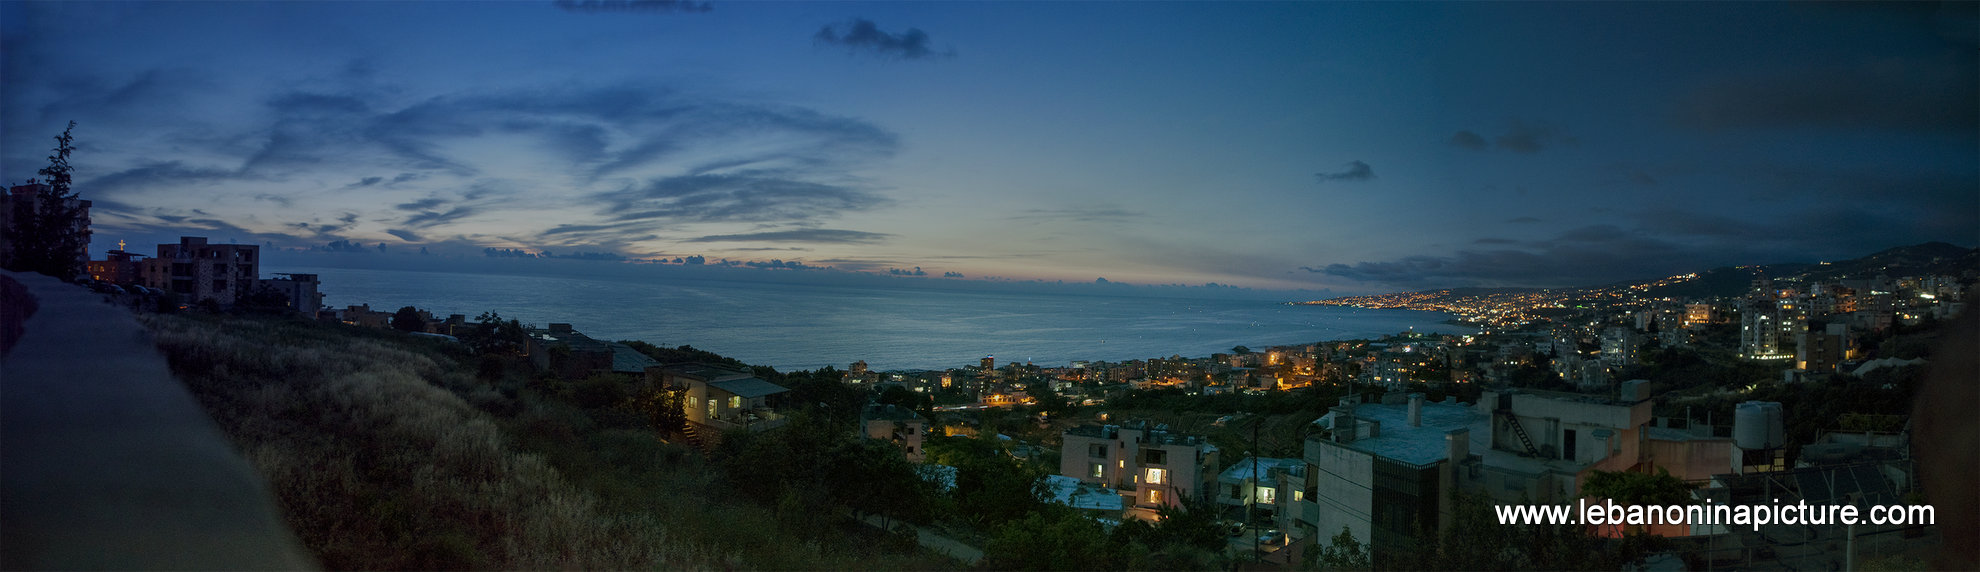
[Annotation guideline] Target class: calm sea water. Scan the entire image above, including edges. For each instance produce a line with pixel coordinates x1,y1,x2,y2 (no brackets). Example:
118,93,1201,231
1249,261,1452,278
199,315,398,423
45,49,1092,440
268,266,1470,372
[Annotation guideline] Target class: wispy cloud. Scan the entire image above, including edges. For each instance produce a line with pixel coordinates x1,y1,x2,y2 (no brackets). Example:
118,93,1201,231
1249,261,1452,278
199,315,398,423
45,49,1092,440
1448,120,1573,153
1314,160,1375,183
600,174,888,224
815,18,952,60
686,229,891,244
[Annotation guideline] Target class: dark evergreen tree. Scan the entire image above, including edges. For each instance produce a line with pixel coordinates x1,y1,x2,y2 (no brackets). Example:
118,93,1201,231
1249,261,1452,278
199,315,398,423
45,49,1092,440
4,121,89,280
390,306,425,332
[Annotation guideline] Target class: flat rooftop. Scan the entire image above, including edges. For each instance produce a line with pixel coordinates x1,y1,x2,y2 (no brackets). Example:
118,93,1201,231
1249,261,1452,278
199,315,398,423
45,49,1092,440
1318,400,1477,466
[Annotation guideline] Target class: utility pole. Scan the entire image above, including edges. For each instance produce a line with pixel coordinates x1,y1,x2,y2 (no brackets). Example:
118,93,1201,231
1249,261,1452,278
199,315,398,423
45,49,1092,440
1252,419,1260,562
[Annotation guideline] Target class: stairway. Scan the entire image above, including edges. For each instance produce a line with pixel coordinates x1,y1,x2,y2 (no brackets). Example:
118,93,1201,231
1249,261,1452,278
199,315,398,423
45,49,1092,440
1504,414,1541,457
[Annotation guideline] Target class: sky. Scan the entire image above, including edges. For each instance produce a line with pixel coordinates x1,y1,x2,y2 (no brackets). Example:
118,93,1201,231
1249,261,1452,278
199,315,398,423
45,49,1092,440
3,1,1974,296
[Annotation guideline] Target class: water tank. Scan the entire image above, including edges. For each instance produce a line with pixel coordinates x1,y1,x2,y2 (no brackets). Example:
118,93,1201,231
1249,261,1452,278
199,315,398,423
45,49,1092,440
1733,401,1784,449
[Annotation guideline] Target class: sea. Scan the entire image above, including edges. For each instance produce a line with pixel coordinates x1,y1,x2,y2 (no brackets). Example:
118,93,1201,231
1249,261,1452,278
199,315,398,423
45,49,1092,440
266,266,1472,372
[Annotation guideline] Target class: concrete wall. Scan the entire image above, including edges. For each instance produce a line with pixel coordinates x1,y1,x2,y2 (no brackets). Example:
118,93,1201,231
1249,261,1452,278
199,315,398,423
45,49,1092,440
1305,439,1375,546
0,270,315,570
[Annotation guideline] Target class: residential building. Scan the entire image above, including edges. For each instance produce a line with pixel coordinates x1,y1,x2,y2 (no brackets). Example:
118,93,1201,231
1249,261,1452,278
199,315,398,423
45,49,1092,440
1302,393,1474,564
526,323,660,379
1059,420,1219,519
1218,456,1305,532
254,273,323,317
861,403,926,462
647,363,789,441
86,245,144,284
141,236,258,306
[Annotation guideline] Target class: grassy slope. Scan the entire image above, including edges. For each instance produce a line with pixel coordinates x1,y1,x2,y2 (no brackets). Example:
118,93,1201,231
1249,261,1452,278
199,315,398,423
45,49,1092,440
144,313,950,571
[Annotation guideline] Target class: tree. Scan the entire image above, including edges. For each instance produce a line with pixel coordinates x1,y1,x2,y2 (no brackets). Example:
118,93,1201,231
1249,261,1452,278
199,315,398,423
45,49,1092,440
391,306,425,332
1311,526,1371,571
4,121,89,280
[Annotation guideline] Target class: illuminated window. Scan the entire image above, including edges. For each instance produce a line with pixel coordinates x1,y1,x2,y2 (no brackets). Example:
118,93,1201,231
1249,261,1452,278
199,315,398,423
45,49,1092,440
1091,463,1105,478
1294,489,1304,502
1258,487,1276,504
1148,489,1165,505
729,396,741,409
1147,468,1167,485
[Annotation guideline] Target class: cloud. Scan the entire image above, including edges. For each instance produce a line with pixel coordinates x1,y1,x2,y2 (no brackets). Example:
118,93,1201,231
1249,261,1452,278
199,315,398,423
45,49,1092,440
81,161,259,198
815,18,951,60
600,174,888,224
685,229,892,244
1307,225,1703,288
1314,160,1375,183
1673,55,1977,134
1448,121,1572,153
553,0,711,13
385,228,424,242
1506,216,1543,224
889,266,927,276
1448,130,1488,150
395,197,447,211
402,206,477,228
1011,207,1145,224
1473,237,1517,245
943,271,964,278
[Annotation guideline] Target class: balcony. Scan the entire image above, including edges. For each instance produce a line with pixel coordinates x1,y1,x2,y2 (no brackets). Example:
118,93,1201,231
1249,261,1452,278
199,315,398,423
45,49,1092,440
705,408,787,432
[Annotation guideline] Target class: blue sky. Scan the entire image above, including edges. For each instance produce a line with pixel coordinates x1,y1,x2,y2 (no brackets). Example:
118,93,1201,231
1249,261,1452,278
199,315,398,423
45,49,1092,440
3,1,1973,295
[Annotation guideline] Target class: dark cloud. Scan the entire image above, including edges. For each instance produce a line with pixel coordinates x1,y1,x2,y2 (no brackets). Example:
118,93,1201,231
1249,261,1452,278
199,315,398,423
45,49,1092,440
385,229,424,242
1307,225,1705,288
553,0,711,14
944,271,964,278
815,18,951,60
600,174,887,224
82,161,257,198
1012,207,1144,224
685,229,892,244
1473,237,1517,245
1673,55,1977,134
1448,130,1488,150
1314,160,1375,183
1448,121,1572,153
395,198,448,211
403,206,477,228
889,266,927,276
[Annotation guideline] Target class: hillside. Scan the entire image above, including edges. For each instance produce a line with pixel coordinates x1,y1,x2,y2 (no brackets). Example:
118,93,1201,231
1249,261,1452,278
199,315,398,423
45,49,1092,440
141,312,953,570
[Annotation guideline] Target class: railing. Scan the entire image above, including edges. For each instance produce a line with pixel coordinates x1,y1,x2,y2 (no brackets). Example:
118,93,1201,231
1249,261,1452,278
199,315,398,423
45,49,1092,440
706,408,787,432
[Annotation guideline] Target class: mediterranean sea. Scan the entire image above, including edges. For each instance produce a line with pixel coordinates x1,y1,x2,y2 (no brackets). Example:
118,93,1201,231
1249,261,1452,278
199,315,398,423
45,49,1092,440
266,265,1472,372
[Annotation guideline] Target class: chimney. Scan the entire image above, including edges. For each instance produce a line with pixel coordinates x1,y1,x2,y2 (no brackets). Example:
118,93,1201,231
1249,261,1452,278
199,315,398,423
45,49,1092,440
1408,392,1425,427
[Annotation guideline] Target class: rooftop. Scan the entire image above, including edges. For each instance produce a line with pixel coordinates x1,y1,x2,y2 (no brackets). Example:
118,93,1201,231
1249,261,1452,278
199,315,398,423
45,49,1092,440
1045,475,1124,512
708,377,789,399
1218,457,1304,482
1316,399,1476,466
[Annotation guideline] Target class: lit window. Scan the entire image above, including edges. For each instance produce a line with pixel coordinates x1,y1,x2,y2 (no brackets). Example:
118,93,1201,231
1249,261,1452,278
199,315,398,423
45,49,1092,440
1257,487,1276,504
1294,489,1304,502
1147,468,1167,485
729,396,741,409
1149,489,1165,505
1091,463,1105,478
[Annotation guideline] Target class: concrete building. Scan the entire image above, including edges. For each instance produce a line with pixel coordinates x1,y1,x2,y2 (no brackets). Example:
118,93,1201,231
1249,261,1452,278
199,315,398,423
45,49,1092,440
526,323,660,379
1218,456,1304,533
1794,321,1853,375
1059,420,1219,519
253,273,322,317
142,237,258,307
860,403,926,462
85,247,143,285
648,363,789,441
1302,393,1474,564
